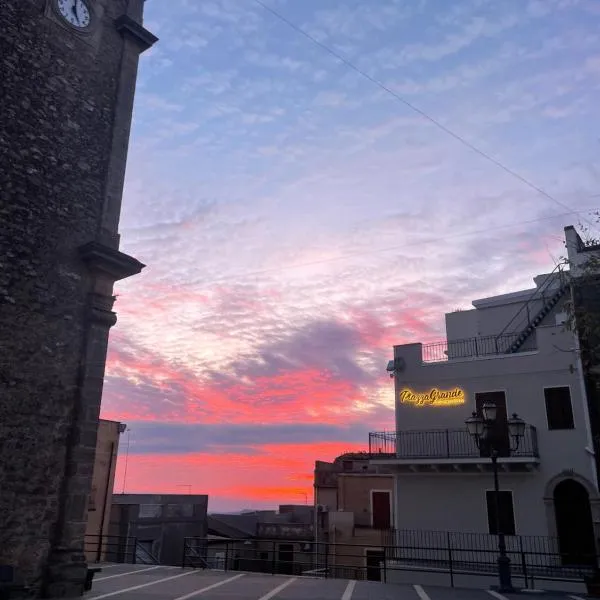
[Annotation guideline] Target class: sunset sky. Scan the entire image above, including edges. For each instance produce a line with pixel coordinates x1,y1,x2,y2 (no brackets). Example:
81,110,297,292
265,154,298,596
101,0,600,512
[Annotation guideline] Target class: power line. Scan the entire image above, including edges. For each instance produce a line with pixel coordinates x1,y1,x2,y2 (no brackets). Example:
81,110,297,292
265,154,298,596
252,0,597,232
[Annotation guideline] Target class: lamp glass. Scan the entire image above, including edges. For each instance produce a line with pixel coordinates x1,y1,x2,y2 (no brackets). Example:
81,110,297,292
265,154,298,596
465,412,484,437
482,401,497,422
508,413,526,440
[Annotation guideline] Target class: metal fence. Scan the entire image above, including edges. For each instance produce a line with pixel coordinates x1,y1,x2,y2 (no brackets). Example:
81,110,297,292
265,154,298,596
369,426,539,459
182,530,595,589
421,333,535,363
382,529,595,587
84,535,158,565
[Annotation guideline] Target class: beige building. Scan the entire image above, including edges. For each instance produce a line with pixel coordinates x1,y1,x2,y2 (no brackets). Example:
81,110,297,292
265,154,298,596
85,419,126,562
314,452,394,580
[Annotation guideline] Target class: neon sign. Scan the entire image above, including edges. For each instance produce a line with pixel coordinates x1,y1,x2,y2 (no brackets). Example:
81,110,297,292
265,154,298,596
400,387,466,407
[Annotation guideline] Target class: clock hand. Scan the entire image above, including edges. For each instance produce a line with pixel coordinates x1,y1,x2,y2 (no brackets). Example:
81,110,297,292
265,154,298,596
72,0,80,24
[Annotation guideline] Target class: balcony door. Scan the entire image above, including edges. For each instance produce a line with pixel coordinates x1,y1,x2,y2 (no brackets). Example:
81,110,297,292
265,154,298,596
475,391,509,457
372,490,392,529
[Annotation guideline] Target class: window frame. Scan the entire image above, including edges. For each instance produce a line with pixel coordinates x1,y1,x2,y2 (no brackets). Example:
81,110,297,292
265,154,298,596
485,489,516,536
544,385,575,431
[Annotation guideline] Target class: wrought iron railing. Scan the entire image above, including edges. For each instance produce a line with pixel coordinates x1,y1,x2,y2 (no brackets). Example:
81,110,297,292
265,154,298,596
495,264,568,343
382,528,595,584
369,427,539,459
421,333,535,363
182,530,594,588
84,535,137,564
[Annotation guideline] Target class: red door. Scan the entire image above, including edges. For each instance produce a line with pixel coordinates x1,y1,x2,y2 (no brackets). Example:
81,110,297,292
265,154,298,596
372,491,391,529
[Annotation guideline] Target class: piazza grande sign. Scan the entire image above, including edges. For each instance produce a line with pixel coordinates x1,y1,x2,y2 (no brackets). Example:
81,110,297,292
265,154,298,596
400,387,466,407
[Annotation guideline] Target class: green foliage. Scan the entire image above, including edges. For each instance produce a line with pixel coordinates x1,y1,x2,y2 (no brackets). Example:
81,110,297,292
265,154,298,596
563,220,600,371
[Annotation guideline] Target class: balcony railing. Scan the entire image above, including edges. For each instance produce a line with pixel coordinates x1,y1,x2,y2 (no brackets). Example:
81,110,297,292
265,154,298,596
369,427,539,460
421,333,536,363
256,522,314,540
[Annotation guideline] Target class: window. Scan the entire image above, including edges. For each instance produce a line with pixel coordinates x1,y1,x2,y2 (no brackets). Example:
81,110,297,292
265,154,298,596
486,491,515,535
165,503,194,518
342,461,353,471
545,387,574,430
138,504,162,519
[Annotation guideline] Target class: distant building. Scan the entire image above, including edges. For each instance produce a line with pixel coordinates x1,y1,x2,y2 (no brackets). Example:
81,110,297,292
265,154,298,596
107,494,208,566
371,225,600,570
84,419,126,563
314,453,394,580
204,506,314,574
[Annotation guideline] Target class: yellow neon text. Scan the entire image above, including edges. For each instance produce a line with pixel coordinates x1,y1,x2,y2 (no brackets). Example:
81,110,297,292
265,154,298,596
400,387,466,407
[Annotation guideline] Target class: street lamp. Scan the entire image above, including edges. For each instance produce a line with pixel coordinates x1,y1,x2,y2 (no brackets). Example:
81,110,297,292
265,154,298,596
465,404,526,593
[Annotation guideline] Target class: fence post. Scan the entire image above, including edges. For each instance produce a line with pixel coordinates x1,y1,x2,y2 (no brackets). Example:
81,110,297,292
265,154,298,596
519,536,528,589
382,546,387,584
132,537,137,564
224,541,230,572
324,541,329,579
445,430,450,458
447,531,454,588
271,540,276,576
182,539,187,569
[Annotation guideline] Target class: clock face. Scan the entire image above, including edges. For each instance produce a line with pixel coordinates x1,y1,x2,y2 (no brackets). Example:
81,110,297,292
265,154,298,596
56,0,91,29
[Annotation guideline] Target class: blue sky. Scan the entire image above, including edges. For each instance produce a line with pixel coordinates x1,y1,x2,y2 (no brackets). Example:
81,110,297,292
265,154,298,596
103,0,600,510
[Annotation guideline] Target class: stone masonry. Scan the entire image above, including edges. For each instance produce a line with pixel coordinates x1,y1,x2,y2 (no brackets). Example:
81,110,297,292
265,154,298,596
0,0,156,596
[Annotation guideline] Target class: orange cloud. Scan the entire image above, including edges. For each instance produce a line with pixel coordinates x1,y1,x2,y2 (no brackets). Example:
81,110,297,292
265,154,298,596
113,441,365,509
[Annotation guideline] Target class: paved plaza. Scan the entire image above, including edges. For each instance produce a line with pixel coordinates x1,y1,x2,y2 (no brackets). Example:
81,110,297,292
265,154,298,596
84,563,584,600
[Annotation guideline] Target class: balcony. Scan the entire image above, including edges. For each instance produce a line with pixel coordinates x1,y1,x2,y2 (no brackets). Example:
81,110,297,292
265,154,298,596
369,427,539,473
421,333,537,363
256,522,314,540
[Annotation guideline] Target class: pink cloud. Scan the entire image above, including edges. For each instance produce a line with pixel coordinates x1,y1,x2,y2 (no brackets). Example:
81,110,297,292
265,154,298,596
113,442,366,508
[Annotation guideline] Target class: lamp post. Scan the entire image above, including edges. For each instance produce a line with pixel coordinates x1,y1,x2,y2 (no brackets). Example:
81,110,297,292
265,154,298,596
465,402,526,593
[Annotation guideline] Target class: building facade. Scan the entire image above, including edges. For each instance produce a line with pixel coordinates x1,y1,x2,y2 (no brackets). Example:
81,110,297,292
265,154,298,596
372,226,600,568
0,1,156,595
204,506,315,575
84,420,126,563
107,494,209,566
315,453,394,580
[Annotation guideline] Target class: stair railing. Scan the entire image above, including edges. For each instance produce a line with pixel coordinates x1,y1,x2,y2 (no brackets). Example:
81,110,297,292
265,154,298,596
494,263,568,348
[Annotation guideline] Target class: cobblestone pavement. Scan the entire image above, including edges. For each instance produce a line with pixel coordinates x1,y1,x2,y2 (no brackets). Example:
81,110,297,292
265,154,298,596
84,564,583,600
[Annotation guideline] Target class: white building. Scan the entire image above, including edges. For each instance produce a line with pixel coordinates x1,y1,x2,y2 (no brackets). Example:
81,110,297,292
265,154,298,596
372,226,600,575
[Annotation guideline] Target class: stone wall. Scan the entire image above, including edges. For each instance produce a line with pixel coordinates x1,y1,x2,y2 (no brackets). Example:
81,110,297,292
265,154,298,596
0,0,154,595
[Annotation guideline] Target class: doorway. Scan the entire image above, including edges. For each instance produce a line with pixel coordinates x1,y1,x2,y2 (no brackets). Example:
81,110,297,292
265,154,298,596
554,479,596,565
278,544,294,575
365,550,385,581
372,491,392,529
475,391,509,457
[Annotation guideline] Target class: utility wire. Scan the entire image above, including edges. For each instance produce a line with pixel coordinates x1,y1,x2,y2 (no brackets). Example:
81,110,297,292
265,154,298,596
252,0,597,232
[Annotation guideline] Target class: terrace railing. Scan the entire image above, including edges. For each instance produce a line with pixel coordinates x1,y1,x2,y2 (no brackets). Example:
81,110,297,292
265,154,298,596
421,333,535,363
369,427,539,459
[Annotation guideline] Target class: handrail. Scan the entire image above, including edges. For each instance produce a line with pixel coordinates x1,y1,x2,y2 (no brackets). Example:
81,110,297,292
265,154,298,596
135,542,159,565
495,263,567,342
369,426,539,459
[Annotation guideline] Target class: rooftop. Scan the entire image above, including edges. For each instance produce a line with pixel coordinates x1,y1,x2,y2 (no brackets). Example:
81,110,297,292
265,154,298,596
89,560,584,598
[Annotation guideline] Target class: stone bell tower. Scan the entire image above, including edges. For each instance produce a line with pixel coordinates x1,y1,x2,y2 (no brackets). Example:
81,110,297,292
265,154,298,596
0,0,156,596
